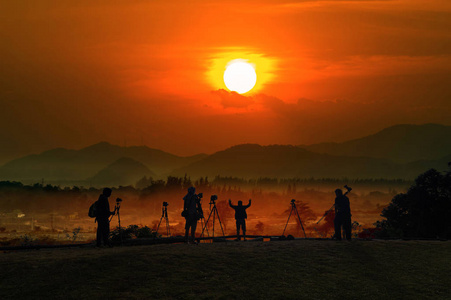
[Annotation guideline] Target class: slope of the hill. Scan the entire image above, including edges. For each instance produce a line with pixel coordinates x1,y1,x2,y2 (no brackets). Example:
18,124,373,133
1,123,449,184
172,144,444,179
0,142,206,183
88,157,155,187
302,123,451,163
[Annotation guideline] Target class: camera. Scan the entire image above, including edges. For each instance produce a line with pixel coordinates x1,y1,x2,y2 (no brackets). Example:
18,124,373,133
197,193,203,199
209,194,217,205
291,199,296,203
116,198,123,203
163,201,169,207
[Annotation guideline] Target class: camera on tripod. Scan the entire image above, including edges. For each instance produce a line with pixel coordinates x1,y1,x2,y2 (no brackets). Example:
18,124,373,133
210,195,218,204
115,198,122,213
283,198,307,238
200,194,225,238
157,201,170,236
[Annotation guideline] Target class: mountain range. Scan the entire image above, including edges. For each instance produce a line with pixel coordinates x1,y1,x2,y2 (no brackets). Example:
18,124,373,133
0,123,449,186
301,123,451,163
170,144,450,179
0,142,206,185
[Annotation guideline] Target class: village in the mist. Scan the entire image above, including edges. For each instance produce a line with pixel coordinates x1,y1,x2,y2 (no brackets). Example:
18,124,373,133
1,123,449,243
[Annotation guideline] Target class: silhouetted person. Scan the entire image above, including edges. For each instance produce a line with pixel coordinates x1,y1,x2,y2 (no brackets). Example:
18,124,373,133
183,187,201,244
96,188,115,247
229,199,251,240
334,189,352,240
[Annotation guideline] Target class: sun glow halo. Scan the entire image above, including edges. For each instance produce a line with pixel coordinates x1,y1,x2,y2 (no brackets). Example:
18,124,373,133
223,60,257,94
207,51,275,94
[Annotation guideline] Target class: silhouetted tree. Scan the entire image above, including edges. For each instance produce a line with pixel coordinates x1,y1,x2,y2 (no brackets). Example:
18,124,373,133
135,176,153,189
166,176,182,191
377,167,451,239
182,174,192,189
195,177,210,189
141,179,165,195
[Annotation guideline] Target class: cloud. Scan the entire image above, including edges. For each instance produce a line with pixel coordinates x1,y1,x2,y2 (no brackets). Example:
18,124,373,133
211,89,255,108
210,90,292,111
207,89,451,146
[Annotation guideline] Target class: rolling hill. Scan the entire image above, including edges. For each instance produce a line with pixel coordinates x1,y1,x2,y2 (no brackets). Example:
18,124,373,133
0,142,207,184
88,157,155,187
301,124,451,163
171,144,448,180
0,124,449,185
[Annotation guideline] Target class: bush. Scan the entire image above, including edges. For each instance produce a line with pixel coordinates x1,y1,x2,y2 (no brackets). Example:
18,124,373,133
110,225,160,244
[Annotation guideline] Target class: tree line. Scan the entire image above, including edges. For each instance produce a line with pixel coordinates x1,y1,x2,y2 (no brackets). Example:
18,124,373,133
1,168,449,239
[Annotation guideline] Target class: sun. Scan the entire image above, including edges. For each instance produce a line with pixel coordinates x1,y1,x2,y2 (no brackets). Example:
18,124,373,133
207,51,275,94
223,59,257,94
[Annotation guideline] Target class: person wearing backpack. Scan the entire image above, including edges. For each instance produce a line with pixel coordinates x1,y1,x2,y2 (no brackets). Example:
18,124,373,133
96,188,115,247
182,187,202,244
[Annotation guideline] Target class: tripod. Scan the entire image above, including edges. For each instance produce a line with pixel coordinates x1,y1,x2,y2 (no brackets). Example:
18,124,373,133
282,199,307,238
195,198,210,238
110,198,123,245
201,197,225,238
156,202,170,237
199,214,209,237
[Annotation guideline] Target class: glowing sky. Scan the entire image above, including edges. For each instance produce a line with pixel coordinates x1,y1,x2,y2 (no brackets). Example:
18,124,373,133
0,0,450,163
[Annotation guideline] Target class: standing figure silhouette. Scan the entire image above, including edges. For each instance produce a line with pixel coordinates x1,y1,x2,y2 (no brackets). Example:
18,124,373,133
334,189,352,240
229,199,251,241
183,187,201,244
96,188,115,247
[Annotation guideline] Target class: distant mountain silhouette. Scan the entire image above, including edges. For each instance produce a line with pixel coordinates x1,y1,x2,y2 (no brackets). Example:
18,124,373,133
172,144,448,179
0,142,206,183
301,124,451,163
0,124,449,185
88,157,155,187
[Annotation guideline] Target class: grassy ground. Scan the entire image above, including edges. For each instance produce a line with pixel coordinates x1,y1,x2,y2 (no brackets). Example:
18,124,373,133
1,240,450,299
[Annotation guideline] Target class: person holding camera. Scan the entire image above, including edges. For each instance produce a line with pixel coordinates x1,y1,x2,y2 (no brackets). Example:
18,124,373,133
334,188,352,240
96,188,115,247
229,199,251,241
182,187,202,244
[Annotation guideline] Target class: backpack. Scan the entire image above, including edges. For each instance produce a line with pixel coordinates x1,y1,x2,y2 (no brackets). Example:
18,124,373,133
88,201,98,218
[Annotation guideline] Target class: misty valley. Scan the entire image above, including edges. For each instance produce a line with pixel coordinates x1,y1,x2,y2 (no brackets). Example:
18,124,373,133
0,177,410,245
0,123,449,245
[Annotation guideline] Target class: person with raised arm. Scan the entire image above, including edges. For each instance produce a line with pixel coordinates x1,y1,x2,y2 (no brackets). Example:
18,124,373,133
229,199,251,241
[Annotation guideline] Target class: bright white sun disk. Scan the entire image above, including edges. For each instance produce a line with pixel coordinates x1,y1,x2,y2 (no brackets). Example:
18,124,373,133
223,60,257,94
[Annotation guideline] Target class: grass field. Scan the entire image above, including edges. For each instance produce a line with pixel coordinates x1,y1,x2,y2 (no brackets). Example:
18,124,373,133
1,240,450,299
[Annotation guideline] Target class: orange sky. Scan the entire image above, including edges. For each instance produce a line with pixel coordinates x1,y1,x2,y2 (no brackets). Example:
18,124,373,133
0,0,450,163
